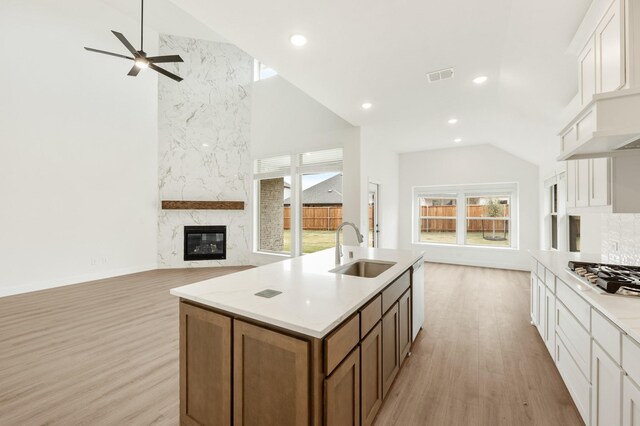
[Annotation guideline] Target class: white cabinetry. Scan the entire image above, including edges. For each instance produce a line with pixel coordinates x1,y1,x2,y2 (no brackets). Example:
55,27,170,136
566,158,611,211
623,376,640,426
591,342,623,426
596,0,625,93
580,35,597,106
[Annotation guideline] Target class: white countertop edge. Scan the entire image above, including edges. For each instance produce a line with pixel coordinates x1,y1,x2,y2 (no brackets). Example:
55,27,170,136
529,249,640,344
171,248,425,339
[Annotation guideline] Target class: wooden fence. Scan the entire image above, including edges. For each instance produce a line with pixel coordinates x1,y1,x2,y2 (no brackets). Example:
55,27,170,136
284,206,344,230
419,205,509,232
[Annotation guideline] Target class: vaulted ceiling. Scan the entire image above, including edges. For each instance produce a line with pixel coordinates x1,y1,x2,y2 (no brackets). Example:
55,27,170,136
113,0,593,165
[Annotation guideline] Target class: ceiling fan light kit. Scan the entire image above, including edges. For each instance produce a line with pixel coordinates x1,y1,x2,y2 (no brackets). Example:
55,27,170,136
84,0,184,82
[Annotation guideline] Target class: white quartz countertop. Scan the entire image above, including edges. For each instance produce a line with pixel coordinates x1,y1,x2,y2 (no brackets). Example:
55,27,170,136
170,246,424,338
531,250,640,343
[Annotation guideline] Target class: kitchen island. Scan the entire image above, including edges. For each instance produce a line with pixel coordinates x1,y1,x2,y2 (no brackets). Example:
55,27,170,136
171,246,424,426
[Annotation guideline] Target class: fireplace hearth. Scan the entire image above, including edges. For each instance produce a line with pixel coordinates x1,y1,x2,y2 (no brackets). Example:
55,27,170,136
183,226,226,261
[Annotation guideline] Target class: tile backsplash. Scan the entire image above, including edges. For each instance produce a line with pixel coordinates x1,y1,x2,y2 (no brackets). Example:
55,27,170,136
601,214,640,265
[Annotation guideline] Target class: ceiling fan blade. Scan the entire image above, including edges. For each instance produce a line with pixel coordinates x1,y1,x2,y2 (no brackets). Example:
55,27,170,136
149,64,183,82
84,47,134,61
111,31,139,56
127,64,141,77
146,55,184,64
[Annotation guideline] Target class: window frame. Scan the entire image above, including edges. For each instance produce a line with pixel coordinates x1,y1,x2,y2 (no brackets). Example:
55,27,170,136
417,195,458,245
413,183,518,250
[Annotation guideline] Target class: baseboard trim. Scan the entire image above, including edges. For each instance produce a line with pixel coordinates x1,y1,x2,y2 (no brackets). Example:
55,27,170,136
0,263,158,298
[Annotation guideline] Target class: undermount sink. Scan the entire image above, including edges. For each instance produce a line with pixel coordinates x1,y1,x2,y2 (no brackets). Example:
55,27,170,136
330,260,396,278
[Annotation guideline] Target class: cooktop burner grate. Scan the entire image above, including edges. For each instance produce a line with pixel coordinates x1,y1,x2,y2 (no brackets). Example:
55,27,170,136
568,261,640,296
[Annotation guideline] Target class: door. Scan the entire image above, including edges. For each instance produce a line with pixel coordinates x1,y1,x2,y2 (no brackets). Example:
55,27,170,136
567,160,577,208
233,320,309,426
579,35,597,105
596,0,625,92
592,342,623,426
623,375,640,426
398,289,412,362
590,158,611,206
361,323,382,426
536,280,546,339
381,303,400,398
325,347,360,426
544,289,556,360
368,182,379,248
530,274,538,325
576,159,590,207
180,302,232,426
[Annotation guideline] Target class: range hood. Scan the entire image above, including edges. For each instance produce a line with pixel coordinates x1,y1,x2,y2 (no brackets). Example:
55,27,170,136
557,87,640,161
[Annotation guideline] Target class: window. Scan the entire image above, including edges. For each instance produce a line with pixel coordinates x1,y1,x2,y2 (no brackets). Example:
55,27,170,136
254,148,343,256
465,196,510,247
418,197,457,244
253,59,277,81
414,184,517,249
550,184,558,250
569,216,581,252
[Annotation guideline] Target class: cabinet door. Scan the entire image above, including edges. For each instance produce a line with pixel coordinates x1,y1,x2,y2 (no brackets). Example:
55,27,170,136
596,0,625,92
361,323,382,426
234,320,309,426
531,274,539,325
180,302,232,426
579,35,597,105
576,159,590,207
536,280,546,340
590,157,611,206
592,342,623,426
567,160,577,208
544,289,556,361
382,303,400,399
398,289,412,362
325,347,360,426
623,375,640,426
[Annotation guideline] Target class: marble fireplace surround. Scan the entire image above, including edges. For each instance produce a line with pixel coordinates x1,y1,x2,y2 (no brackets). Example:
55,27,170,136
157,34,253,268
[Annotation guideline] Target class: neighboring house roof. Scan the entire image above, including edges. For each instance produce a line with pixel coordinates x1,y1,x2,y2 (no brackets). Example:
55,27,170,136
284,174,342,205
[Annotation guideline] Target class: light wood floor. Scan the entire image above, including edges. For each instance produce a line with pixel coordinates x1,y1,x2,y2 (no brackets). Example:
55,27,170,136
0,263,582,425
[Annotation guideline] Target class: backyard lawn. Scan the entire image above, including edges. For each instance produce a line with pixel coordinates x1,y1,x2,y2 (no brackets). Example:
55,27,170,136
283,230,336,254
421,231,510,247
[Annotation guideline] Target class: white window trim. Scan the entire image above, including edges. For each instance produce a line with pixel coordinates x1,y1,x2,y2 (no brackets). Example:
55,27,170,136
253,148,343,258
412,183,519,250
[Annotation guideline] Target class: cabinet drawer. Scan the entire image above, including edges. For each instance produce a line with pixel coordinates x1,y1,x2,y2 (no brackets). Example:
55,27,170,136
537,262,545,280
382,270,410,314
544,270,555,293
556,302,591,380
557,279,590,330
556,335,591,425
623,336,640,386
360,295,381,339
325,314,360,375
591,308,622,364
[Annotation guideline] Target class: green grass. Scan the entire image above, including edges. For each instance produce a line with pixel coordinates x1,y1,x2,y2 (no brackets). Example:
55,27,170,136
283,230,336,254
420,231,510,247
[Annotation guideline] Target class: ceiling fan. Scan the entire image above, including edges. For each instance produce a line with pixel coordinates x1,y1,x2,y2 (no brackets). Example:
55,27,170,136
84,0,184,82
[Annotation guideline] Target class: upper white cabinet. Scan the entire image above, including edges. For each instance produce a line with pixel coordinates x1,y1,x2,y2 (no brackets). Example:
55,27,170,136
566,157,611,211
558,0,640,160
596,0,625,93
589,157,611,206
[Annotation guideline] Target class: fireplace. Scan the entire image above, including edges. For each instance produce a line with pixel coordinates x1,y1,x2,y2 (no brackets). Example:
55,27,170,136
183,226,226,261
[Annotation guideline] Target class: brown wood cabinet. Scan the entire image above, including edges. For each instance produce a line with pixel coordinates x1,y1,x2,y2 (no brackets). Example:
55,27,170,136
381,303,400,399
180,302,232,426
399,289,412,362
360,322,383,426
324,347,360,426
234,320,310,426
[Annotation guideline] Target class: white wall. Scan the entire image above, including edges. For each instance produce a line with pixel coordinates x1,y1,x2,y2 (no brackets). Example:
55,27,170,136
359,128,400,249
0,0,159,296
399,144,539,270
250,76,361,264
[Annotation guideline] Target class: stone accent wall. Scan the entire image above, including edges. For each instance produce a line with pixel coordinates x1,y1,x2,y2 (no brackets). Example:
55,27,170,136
259,178,284,251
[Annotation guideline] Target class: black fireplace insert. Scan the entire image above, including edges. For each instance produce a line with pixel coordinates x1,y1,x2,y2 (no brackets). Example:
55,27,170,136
184,226,226,261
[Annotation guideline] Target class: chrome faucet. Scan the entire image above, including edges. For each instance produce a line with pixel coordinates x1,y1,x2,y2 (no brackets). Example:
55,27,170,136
335,222,364,264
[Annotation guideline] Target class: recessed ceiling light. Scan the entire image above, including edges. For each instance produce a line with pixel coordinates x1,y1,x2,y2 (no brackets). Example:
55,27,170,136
202,143,209,147
473,75,488,84
361,102,372,110
290,34,307,47
454,138,462,143
448,118,458,124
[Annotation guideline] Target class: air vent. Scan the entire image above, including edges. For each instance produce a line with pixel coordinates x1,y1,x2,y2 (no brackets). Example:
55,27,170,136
427,67,454,83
